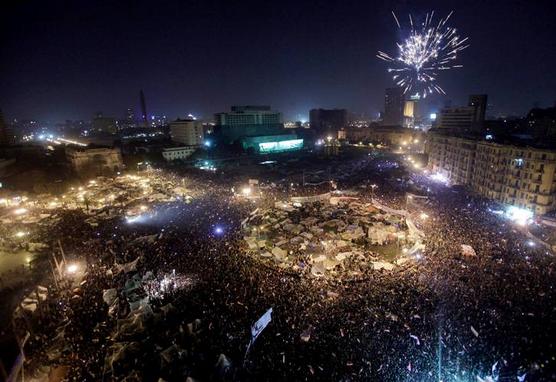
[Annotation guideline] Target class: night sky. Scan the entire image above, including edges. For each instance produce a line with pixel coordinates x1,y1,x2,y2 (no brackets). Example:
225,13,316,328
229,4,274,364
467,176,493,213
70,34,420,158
1,0,555,122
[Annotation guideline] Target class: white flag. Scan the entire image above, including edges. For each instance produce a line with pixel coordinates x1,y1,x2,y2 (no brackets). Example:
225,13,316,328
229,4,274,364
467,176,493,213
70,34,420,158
251,308,273,343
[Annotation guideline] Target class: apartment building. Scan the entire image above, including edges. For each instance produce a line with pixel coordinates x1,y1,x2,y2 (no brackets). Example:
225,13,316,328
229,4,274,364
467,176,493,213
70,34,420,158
426,132,556,214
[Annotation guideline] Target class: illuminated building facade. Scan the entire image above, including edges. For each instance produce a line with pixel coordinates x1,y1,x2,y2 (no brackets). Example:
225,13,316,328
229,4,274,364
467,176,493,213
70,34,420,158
437,95,488,133
426,131,556,214
66,146,123,177
170,118,204,146
162,146,197,161
214,105,283,144
241,134,303,154
345,126,424,151
403,100,415,128
425,134,476,185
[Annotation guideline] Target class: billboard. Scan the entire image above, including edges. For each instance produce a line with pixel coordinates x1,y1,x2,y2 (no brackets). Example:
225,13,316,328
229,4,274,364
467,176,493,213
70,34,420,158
258,139,303,153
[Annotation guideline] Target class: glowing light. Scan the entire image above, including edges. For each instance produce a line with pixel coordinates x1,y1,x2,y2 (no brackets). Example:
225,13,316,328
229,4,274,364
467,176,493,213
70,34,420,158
57,137,86,147
126,213,149,224
378,11,469,97
258,139,304,153
419,212,429,219
505,206,533,226
15,231,27,238
214,226,224,235
430,173,448,183
66,264,78,274
14,208,28,215
242,187,252,196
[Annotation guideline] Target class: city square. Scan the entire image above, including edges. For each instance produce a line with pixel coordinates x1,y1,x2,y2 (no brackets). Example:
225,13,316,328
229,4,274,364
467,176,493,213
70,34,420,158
1,1,556,381
1,150,555,381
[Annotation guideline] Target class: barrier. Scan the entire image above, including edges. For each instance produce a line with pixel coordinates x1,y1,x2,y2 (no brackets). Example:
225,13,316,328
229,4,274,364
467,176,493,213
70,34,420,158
290,192,331,204
371,198,408,217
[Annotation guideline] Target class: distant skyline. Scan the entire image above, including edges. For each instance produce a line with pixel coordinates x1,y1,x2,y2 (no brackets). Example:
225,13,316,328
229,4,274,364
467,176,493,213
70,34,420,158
1,0,555,122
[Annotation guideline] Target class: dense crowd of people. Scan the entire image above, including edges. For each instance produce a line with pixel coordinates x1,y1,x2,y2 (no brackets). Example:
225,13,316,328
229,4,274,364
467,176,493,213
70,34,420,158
9,154,556,381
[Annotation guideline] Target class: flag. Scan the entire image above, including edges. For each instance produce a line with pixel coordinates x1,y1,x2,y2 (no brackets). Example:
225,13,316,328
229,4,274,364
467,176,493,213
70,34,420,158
251,308,273,343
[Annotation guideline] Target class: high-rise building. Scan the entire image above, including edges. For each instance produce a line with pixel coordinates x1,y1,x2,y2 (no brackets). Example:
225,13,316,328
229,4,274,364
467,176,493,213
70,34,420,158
214,105,284,144
437,106,477,131
309,108,348,137
403,100,416,128
119,107,137,129
468,94,488,122
169,118,204,146
0,109,12,145
149,115,168,128
383,87,404,126
526,107,556,139
437,94,488,133
140,90,148,128
126,107,135,122
92,112,118,133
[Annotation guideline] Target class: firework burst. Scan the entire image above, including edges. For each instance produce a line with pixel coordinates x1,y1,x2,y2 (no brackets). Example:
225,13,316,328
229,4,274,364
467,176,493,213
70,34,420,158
377,11,469,98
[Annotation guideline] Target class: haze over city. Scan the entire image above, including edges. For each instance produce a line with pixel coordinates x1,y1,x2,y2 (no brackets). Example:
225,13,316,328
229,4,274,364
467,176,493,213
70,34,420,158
1,0,555,122
1,1,556,381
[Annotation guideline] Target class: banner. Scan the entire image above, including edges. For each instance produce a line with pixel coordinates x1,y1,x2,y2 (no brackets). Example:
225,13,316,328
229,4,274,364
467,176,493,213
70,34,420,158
251,307,273,342
244,307,273,364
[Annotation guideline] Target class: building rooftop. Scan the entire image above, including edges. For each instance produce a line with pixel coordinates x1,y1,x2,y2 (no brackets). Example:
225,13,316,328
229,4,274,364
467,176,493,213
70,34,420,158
428,128,556,150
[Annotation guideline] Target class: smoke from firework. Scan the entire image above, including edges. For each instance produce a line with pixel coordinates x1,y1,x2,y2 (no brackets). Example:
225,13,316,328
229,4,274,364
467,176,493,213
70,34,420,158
377,11,469,98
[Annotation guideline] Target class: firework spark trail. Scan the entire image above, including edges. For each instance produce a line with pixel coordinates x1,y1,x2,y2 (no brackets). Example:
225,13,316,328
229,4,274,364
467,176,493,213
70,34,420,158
377,11,468,98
